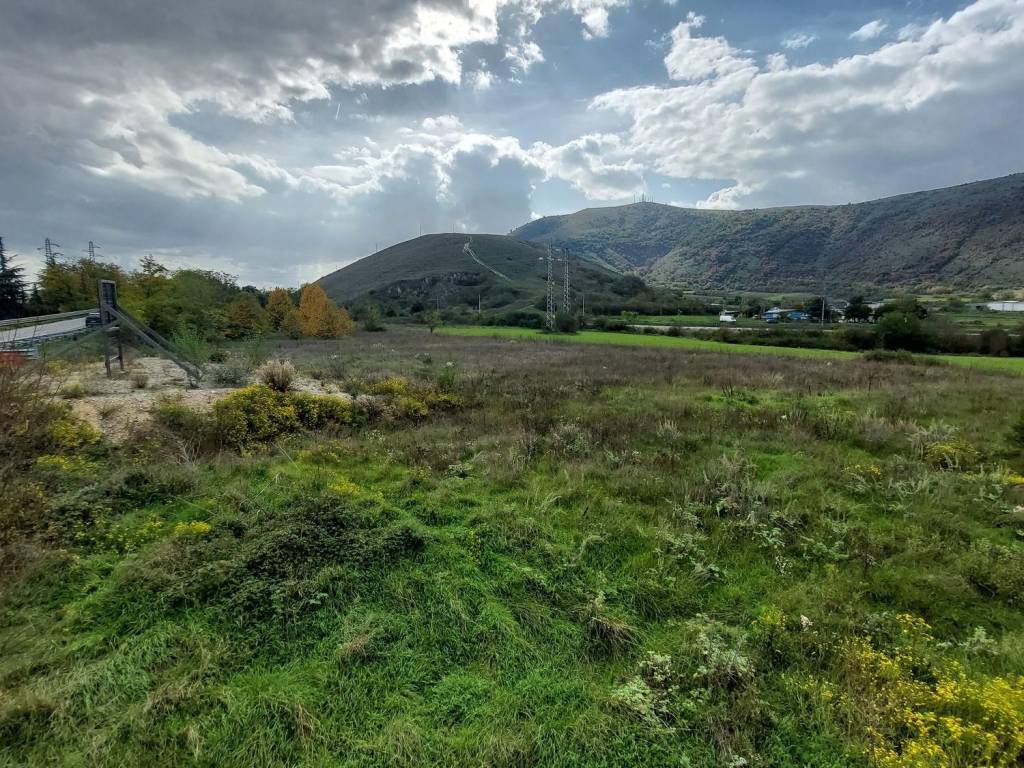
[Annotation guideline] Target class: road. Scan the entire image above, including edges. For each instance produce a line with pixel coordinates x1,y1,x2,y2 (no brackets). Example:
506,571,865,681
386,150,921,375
0,316,88,346
463,239,512,282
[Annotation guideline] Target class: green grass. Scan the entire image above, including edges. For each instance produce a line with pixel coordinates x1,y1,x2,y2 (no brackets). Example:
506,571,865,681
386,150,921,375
3,329,1024,766
629,314,841,329
440,325,1024,373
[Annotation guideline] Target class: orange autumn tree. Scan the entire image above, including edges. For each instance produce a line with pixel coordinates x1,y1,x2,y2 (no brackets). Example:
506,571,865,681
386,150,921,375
297,284,353,338
265,287,294,331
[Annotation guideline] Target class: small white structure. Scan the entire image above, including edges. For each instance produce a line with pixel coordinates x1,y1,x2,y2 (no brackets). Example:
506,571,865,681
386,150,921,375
719,311,737,323
985,301,1024,312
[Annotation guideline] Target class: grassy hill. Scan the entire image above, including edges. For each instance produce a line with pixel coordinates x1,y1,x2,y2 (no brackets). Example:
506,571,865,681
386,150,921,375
513,173,1024,293
317,234,620,314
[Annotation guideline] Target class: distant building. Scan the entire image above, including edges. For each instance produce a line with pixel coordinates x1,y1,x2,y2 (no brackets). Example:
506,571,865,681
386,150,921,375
763,307,809,322
719,311,737,323
984,300,1024,312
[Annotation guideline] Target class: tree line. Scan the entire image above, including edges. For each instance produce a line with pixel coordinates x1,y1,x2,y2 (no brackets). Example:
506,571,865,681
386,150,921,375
0,244,353,341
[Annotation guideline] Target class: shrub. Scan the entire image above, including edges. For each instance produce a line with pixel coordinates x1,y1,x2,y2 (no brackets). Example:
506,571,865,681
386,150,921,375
924,437,979,470
823,615,1024,767
963,540,1024,606
553,311,579,334
213,386,299,451
1011,413,1024,449
130,371,149,389
171,327,211,369
212,387,365,451
49,416,99,450
152,395,210,436
211,359,252,387
292,392,362,430
255,359,297,392
61,381,86,399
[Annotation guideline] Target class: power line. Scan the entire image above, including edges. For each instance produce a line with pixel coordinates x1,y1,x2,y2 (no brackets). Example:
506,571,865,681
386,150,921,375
563,249,571,313
545,247,555,331
38,237,63,267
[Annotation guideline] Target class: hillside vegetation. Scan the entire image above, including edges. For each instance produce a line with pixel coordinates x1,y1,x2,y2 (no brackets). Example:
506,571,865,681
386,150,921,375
317,234,619,313
513,174,1024,293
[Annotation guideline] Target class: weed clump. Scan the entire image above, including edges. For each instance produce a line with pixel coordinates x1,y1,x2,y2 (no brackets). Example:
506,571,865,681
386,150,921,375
256,359,297,392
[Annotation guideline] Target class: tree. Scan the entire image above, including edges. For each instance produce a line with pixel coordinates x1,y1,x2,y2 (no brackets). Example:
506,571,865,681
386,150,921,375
553,311,579,333
265,288,294,331
361,303,385,332
877,311,930,352
222,293,269,339
875,296,928,321
845,296,871,323
804,296,831,322
281,308,303,339
426,310,443,334
298,284,353,339
0,237,26,319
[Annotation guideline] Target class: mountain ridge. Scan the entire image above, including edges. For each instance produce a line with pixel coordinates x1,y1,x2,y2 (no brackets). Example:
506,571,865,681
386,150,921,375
512,173,1024,292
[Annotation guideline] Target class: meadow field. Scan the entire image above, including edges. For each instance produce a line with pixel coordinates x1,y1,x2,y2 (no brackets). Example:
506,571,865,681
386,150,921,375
440,325,1024,374
2,328,1024,767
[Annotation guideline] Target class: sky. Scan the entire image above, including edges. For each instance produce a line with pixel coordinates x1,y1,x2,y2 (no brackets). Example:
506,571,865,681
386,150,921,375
1,0,1022,287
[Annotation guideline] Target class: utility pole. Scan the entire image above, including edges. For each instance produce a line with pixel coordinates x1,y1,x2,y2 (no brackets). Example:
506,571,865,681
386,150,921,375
39,238,63,267
545,247,555,331
563,250,571,313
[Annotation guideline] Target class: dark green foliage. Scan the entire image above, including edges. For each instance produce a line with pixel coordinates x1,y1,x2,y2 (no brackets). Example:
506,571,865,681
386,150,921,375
1012,413,1024,448
0,236,27,319
553,311,579,334
876,311,930,351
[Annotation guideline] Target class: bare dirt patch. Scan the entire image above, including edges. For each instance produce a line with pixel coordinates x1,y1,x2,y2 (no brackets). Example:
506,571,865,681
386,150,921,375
58,356,340,442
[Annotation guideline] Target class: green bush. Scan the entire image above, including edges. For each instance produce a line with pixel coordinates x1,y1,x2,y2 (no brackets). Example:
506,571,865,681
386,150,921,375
553,311,579,333
1011,413,1024,449
213,386,299,451
212,386,366,450
292,392,363,430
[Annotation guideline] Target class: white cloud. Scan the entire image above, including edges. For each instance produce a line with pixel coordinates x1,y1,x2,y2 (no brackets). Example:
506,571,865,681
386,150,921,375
663,12,755,81
566,0,630,38
850,19,889,41
782,32,817,49
534,134,645,199
469,68,495,91
591,0,1024,209
0,0,611,207
505,41,546,73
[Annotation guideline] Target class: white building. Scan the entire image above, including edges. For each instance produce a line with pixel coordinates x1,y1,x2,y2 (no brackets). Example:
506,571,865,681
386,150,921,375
984,301,1024,312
